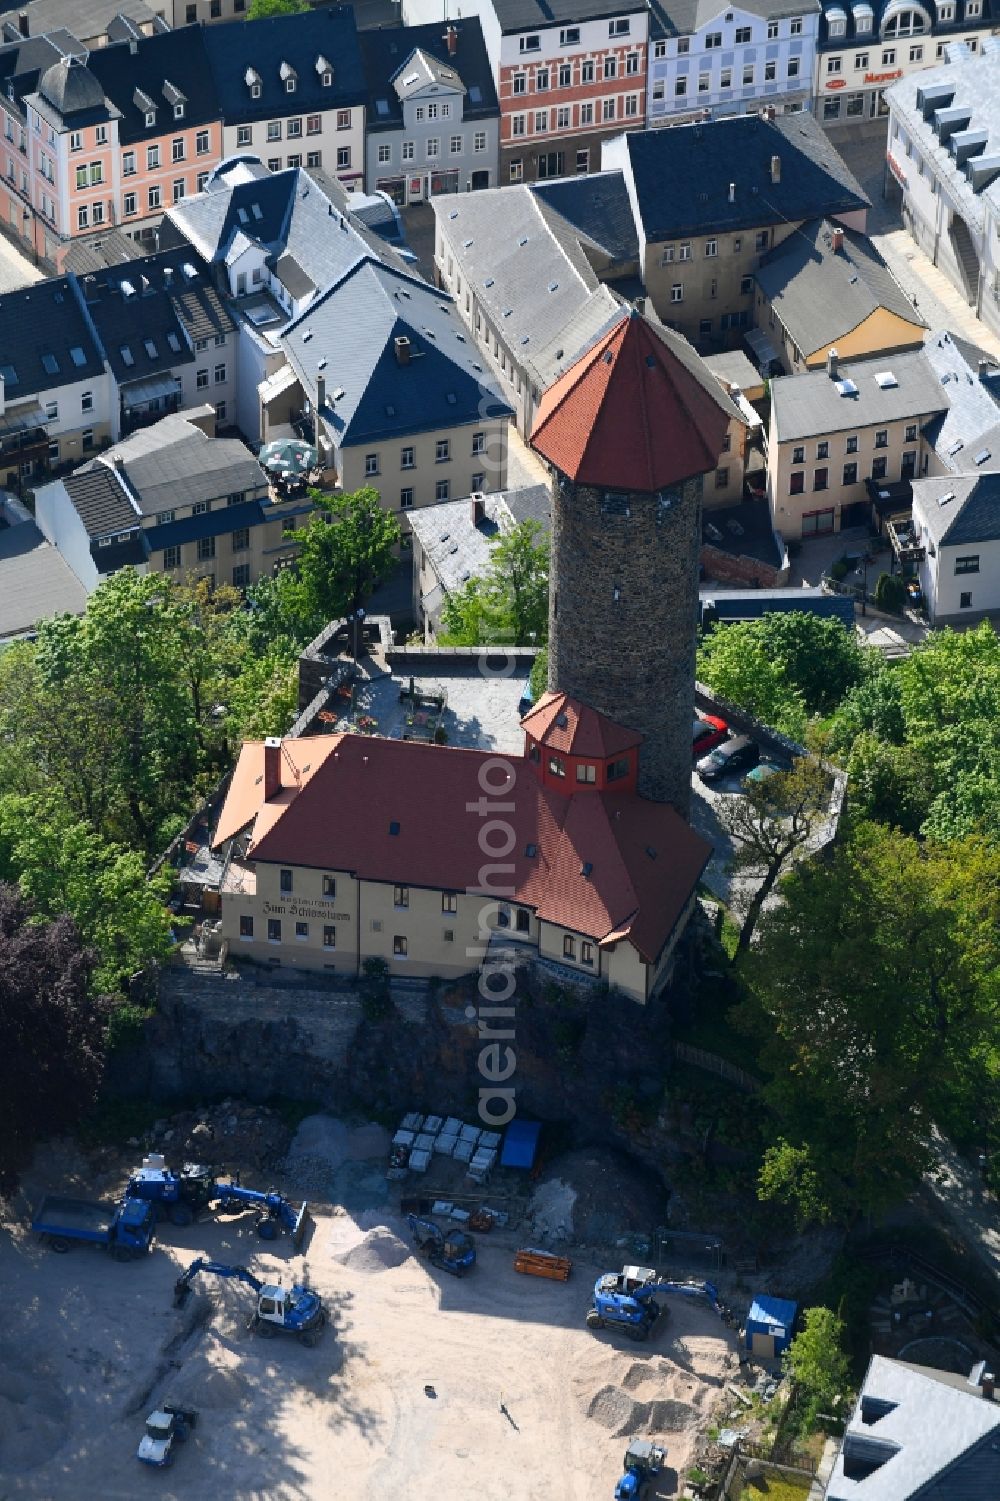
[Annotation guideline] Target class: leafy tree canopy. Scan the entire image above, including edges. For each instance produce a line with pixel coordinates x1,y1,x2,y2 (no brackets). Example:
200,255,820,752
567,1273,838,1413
784,1307,852,1430
698,611,870,727
294,487,401,625
0,884,110,1191
441,520,548,646
740,821,1000,1224
246,0,305,18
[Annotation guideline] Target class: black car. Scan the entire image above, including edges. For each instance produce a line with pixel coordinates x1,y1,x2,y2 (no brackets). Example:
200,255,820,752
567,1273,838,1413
696,735,760,783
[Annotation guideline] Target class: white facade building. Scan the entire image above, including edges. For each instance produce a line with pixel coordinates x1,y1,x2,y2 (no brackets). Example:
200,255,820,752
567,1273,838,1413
912,472,1000,622
647,0,820,124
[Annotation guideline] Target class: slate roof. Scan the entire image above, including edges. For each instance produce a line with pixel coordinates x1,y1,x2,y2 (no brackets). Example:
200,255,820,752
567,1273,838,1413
408,484,549,595
488,0,648,35
144,496,268,551
86,26,216,145
63,463,138,537
919,328,1000,472
280,257,513,448
202,8,365,124
755,218,925,357
435,184,627,393
91,414,267,515
0,30,84,123
617,112,869,240
0,0,161,45
165,163,414,304
213,730,712,964
770,350,948,443
0,277,104,396
819,0,994,55
647,0,818,39
360,19,498,132
80,249,230,384
531,171,640,266
531,308,740,491
0,520,87,639
911,472,1000,550
826,1355,1000,1501
62,228,141,276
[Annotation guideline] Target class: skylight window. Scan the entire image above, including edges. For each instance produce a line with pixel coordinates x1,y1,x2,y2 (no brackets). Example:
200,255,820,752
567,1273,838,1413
121,345,135,367
166,332,181,354
525,842,537,857
143,339,157,359
237,206,249,224
69,346,86,368
389,820,400,835
0,363,17,383
581,862,593,877
947,439,964,456
937,491,957,506
41,352,59,375
874,371,898,388
835,378,859,396
974,448,991,465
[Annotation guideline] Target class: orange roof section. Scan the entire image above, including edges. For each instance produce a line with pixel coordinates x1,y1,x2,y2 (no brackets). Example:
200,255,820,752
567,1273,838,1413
521,689,643,759
530,308,737,492
211,731,711,964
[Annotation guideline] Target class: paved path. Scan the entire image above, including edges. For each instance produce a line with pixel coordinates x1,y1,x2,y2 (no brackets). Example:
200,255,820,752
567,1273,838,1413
924,1126,1000,1284
835,127,1000,356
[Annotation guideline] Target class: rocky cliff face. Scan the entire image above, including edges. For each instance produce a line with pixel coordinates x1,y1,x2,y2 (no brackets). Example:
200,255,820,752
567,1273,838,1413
108,959,685,1164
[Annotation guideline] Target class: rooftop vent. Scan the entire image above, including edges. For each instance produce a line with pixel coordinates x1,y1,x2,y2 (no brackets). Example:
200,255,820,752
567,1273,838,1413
332,387,345,400
916,80,955,119
121,278,135,298
547,280,558,292
950,127,989,166
874,371,898,389
937,490,957,505
394,335,411,365
933,104,972,145
974,448,991,465
947,439,964,456
181,262,197,282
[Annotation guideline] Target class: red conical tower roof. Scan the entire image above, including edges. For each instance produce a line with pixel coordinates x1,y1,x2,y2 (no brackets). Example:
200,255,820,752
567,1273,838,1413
530,309,738,492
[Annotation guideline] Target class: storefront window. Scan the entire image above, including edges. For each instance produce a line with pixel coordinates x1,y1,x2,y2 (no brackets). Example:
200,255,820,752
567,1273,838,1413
823,97,841,119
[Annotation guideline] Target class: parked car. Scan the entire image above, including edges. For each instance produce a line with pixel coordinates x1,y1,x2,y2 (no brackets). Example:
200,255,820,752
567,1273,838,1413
697,735,760,783
692,714,729,760
743,762,785,787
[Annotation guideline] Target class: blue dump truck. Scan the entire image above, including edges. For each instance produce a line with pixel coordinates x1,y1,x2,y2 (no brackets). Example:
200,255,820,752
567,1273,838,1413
32,1195,157,1260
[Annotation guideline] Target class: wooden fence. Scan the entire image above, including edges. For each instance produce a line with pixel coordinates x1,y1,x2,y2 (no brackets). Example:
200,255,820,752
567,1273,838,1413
673,1041,761,1095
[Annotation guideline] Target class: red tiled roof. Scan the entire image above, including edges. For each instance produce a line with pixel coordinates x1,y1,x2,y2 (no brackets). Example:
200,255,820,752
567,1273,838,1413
213,732,710,964
530,309,736,492
521,690,643,758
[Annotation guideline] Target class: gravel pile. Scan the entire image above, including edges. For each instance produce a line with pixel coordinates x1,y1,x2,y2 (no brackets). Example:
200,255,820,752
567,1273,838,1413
336,1227,411,1273
0,1357,71,1473
527,1177,577,1242
583,1385,699,1439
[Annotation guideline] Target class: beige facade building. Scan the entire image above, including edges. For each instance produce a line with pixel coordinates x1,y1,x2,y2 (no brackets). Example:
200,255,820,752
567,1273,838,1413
766,346,947,537
208,691,711,1004
35,410,305,592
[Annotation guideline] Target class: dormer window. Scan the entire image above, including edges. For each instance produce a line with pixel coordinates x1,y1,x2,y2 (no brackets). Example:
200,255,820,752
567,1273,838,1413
173,102,184,119
316,54,333,84
322,71,332,86
245,66,262,99
145,111,156,127
280,61,297,94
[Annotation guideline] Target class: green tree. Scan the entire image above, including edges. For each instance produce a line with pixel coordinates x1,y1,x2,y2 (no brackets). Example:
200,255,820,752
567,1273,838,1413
529,645,549,703
715,752,831,956
0,795,176,995
697,630,808,740
698,612,869,724
246,0,305,17
741,822,1000,1223
294,487,401,625
441,520,549,646
784,1307,852,1431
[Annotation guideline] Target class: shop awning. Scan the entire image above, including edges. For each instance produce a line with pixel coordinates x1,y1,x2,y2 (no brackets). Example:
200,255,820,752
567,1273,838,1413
122,375,182,407
0,401,46,439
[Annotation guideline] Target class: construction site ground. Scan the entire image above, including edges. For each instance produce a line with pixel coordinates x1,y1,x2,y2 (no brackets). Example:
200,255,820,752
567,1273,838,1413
0,1128,740,1501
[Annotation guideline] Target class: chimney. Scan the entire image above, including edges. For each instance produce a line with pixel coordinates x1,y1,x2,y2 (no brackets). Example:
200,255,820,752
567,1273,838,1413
263,737,282,801
394,334,411,365
728,181,736,203
316,370,326,412
471,493,485,527
831,225,845,253
445,23,458,54
826,347,839,380
770,154,781,184
17,10,28,36
979,357,996,380
983,1372,996,1400
129,37,137,52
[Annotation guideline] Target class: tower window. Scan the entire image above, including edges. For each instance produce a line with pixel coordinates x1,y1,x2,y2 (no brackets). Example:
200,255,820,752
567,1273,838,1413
607,757,629,781
576,764,596,783
548,756,566,777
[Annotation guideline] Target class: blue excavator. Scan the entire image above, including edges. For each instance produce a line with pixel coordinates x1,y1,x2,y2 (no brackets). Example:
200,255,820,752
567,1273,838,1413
125,1154,311,1248
407,1214,476,1276
173,1258,326,1345
614,1440,666,1500
587,1266,723,1341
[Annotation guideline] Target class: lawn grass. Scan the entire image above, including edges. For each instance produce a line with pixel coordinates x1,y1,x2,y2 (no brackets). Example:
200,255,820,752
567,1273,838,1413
734,1468,812,1500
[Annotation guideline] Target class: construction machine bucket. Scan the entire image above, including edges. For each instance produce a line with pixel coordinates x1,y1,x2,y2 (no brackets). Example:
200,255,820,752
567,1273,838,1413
291,1200,312,1251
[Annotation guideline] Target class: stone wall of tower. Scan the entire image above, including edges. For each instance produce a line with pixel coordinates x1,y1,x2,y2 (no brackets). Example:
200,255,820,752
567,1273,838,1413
546,471,702,816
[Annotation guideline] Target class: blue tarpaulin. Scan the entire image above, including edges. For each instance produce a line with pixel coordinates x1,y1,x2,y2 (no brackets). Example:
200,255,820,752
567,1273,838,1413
500,1120,541,1170
746,1294,798,1355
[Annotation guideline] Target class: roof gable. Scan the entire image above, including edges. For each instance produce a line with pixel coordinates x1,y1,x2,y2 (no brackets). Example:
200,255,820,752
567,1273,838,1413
531,309,739,491
522,690,643,758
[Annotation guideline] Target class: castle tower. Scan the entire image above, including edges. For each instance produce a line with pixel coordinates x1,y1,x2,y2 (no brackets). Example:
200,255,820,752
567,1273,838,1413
531,310,739,816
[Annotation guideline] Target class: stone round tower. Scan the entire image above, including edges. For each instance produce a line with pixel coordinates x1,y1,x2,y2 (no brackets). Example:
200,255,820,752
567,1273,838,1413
531,310,739,816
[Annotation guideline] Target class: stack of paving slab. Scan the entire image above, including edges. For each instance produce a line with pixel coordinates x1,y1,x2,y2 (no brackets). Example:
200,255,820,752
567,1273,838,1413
467,1129,501,1185
390,1112,501,1181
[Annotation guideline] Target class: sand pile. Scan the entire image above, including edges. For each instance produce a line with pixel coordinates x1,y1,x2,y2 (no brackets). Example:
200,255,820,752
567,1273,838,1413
0,1361,70,1472
167,1350,250,1411
584,1384,699,1438
337,1227,411,1273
